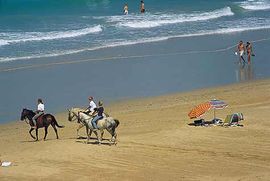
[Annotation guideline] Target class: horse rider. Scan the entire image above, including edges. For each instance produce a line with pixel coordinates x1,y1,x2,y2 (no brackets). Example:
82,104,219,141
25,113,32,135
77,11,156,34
32,98,45,128
84,96,97,115
91,101,104,131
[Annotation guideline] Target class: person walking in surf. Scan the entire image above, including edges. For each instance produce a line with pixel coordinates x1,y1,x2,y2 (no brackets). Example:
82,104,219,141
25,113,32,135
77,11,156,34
236,40,246,64
246,42,254,64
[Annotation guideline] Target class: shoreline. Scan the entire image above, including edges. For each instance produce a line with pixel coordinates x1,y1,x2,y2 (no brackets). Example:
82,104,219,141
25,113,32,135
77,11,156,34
1,28,270,123
2,77,268,125
1,78,270,180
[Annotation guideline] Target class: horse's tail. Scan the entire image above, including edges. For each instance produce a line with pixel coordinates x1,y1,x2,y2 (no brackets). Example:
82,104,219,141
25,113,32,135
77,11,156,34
114,119,120,128
111,119,120,137
51,115,65,128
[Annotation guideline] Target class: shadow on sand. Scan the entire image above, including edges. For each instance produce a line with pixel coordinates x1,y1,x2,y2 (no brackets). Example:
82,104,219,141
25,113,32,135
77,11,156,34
75,140,113,146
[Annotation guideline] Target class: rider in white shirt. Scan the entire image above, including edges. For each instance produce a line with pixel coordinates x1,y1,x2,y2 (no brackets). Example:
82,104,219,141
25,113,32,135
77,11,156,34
85,96,97,115
32,98,45,128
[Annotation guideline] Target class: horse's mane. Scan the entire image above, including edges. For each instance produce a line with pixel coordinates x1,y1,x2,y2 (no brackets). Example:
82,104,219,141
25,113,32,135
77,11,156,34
71,107,85,112
24,108,35,114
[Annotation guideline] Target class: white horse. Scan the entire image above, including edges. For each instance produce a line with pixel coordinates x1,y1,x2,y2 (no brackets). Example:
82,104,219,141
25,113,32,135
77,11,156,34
67,107,109,138
67,107,87,138
68,108,119,144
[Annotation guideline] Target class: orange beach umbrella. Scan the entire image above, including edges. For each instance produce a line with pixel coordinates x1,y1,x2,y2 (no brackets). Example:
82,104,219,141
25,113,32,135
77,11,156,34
188,102,211,119
188,100,228,119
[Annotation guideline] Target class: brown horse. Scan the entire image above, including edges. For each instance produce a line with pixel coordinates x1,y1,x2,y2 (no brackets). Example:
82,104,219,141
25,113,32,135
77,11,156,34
20,108,64,141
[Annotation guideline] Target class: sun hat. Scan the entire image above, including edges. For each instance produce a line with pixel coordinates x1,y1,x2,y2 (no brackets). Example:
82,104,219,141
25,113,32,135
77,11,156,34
98,101,103,106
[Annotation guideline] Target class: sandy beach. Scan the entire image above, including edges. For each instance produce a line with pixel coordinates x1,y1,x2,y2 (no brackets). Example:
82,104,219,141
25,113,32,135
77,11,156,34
1,79,270,180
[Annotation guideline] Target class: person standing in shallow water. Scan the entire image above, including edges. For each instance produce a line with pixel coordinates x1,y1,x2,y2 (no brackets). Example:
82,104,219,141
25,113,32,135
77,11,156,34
236,40,246,64
123,3,128,15
140,0,145,13
246,42,254,64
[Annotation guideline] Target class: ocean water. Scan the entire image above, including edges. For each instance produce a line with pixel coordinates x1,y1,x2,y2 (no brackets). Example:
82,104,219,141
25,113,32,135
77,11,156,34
1,0,270,123
0,0,270,62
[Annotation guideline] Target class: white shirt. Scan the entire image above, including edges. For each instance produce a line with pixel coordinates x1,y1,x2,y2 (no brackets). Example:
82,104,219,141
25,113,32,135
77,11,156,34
37,103,45,112
89,101,97,112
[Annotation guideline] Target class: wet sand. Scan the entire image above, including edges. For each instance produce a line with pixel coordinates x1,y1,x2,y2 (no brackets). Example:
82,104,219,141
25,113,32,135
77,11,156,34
1,79,270,180
1,28,270,123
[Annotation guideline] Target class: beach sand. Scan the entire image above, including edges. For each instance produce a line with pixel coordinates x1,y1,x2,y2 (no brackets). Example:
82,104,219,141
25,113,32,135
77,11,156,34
1,79,270,180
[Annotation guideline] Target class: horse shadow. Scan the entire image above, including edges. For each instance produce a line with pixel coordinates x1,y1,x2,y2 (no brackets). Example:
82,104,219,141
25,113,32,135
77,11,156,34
20,140,37,143
75,140,113,146
76,136,110,141
19,138,55,143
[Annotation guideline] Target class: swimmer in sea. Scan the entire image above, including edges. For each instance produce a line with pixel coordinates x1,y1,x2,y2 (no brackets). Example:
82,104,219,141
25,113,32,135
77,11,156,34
123,3,128,15
140,0,145,13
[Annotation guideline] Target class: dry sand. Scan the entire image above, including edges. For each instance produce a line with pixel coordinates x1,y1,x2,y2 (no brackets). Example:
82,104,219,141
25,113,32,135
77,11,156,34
1,79,270,181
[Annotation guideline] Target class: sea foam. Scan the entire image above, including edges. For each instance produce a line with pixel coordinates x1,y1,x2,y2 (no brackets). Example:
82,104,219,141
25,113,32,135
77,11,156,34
238,0,270,10
0,25,102,46
1,24,270,63
107,7,234,29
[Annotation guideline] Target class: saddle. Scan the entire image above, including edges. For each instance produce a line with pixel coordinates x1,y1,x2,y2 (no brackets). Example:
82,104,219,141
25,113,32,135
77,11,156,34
34,113,45,124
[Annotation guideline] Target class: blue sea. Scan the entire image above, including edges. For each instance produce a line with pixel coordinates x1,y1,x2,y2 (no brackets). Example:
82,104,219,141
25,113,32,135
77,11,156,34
1,0,270,123
0,0,270,62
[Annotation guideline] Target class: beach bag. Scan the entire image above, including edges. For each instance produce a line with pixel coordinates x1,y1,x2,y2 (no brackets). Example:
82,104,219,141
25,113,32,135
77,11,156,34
194,119,204,126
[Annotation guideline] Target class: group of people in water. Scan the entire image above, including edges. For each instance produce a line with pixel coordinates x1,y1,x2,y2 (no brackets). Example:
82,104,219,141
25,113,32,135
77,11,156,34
123,0,145,15
31,96,104,131
236,40,254,65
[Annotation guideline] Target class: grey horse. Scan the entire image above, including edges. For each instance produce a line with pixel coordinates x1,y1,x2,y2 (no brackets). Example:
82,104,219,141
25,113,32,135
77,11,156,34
68,108,119,144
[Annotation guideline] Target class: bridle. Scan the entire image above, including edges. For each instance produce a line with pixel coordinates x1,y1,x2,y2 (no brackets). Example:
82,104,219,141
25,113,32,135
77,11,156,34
68,110,80,123
21,110,31,125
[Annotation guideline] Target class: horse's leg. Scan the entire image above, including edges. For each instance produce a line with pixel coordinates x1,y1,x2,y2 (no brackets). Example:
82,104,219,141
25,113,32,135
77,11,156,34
88,127,92,138
106,127,117,145
85,126,89,144
106,128,114,142
44,126,48,141
93,130,101,144
77,124,84,137
52,125,59,139
100,129,104,141
29,128,36,140
35,128,39,141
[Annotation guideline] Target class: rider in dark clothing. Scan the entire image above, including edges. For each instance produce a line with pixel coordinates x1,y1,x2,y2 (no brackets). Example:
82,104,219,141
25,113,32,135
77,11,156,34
91,101,104,130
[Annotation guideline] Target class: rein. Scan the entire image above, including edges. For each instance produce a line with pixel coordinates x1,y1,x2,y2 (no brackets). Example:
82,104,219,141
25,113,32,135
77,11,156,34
24,119,29,124
69,111,81,122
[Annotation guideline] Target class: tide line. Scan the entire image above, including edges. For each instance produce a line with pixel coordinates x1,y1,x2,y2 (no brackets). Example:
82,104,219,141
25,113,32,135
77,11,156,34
1,37,269,73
